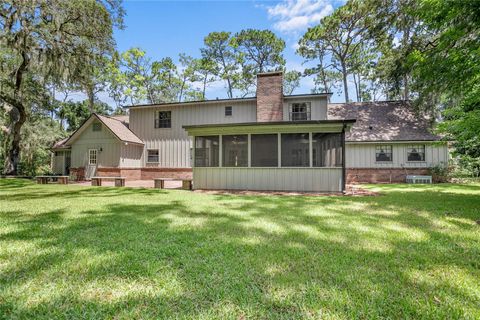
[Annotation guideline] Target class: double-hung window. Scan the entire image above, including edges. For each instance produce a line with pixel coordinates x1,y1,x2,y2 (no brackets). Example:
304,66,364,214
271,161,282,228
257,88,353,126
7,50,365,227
147,150,159,163
155,111,171,128
289,102,311,121
225,106,232,116
407,145,425,161
376,145,393,162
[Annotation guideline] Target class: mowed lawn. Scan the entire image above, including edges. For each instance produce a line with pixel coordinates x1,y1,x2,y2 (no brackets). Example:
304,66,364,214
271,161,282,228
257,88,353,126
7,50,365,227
0,179,479,319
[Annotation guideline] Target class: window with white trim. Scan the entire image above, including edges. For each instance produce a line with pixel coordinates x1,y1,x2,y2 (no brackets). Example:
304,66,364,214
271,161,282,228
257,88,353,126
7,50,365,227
376,145,393,162
155,111,171,128
88,149,97,165
147,149,159,163
289,102,311,121
225,106,232,116
407,145,425,161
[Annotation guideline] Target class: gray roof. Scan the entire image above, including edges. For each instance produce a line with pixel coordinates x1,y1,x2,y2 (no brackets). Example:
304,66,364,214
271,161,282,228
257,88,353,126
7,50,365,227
328,101,441,142
95,114,143,145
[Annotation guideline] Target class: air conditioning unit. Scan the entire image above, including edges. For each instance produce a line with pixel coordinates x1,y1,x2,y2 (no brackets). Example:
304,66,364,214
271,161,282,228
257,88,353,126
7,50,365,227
406,175,432,184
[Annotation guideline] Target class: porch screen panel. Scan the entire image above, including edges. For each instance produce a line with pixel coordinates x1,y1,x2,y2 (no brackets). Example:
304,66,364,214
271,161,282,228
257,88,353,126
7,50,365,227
195,136,219,167
312,133,342,167
281,133,310,167
222,135,248,167
251,134,278,167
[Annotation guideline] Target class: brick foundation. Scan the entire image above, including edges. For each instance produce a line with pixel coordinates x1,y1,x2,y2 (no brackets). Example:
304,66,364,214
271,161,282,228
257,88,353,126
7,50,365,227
70,167,85,181
347,168,430,184
141,167,192,180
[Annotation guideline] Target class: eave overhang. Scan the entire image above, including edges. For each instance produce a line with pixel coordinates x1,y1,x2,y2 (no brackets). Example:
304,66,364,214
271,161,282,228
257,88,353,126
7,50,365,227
183,119,356,136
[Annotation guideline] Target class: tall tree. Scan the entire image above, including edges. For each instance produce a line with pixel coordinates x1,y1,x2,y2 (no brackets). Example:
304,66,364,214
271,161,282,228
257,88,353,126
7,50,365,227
299,1,369,102
0,0,122,175
201,32,238,98
283,71,301,95
194,57,217,100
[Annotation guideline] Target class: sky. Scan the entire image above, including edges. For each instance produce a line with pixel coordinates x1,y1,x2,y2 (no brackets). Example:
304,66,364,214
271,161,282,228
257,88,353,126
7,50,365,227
88,0,347,105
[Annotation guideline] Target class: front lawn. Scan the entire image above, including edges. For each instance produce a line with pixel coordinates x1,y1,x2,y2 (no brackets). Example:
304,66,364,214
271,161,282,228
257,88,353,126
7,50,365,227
0,179,479,319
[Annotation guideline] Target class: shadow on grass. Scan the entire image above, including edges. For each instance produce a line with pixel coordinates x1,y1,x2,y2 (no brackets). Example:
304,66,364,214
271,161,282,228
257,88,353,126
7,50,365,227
0,180,479,318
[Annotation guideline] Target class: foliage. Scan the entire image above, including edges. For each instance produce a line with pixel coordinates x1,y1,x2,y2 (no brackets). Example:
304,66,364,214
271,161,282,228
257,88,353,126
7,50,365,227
283,70,301,95
0,180,479,318
0,0,120,175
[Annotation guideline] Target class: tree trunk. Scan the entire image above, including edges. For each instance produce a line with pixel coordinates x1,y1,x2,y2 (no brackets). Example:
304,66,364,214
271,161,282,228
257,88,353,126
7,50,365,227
87,85,95,113
403,74,409,100
3,104,27,175
341,62,349,102
202,76,207,100
353,73,359,102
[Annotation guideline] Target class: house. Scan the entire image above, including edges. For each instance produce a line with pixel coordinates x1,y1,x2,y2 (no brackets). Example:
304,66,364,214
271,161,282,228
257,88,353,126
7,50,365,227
52,72,448,192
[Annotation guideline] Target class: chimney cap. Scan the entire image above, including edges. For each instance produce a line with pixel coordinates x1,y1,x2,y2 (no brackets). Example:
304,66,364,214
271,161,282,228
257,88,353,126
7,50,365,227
257,71,283,77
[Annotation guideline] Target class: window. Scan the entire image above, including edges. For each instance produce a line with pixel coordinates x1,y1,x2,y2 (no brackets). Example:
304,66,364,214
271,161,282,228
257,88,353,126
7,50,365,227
147,149,159,163
92,122,102,132
195,136,219,167
375,145,393,162
222,135,248,167
281,133,310,167
312,133,342,167
88,149,97,165
251,134,278,167
289,102,311,121
225,106,232,116
407,145,425,161
155,111,171,128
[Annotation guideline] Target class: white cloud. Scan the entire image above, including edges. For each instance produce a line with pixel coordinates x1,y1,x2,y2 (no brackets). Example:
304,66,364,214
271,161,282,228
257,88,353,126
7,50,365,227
266,0,334,33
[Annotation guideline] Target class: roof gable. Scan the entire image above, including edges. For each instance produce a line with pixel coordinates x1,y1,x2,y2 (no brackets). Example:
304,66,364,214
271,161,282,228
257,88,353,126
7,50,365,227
62,113,143,147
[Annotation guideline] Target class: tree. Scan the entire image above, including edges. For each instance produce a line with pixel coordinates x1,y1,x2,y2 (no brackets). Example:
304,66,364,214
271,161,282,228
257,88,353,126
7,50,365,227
195,57,218,100
177,54,200,102
299,1,369,102
201,32,238,98
283,71,301,95
231,29,286,96
0,0,122,175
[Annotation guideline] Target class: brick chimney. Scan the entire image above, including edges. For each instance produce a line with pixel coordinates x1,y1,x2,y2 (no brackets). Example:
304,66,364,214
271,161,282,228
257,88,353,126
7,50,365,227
256,72,283,122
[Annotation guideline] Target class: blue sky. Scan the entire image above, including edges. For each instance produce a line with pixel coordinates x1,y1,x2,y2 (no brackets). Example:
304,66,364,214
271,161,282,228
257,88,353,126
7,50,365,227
92,0,347,104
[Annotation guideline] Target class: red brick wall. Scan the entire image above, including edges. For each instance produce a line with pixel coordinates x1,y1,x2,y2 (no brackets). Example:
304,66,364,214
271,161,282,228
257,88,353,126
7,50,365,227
141,168,192,180
347,168,430,184
256,72,283,122
95,167,192,180
70,167,85,181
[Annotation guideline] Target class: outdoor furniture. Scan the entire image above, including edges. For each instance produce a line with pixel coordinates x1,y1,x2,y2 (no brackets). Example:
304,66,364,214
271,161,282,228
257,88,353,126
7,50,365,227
91,176,126,187
182,179,193,190
154,178,174,189
36,176,69,184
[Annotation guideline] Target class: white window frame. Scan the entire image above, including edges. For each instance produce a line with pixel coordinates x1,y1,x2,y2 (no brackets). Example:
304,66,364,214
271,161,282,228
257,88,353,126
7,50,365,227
147,149,159,163
289,102,311,121
88,149,97,165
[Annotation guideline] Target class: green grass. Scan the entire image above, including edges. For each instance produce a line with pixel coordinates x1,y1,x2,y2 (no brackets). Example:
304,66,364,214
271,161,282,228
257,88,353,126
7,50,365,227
0,179,479,319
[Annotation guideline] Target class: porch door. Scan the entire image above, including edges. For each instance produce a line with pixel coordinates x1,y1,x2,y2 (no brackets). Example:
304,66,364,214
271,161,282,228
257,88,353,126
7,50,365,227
86,149,98,179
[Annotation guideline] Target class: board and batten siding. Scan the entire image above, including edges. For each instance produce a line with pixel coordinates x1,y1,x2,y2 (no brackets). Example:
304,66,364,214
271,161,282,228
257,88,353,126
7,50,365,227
345,142,449,168
119,144,143,168
129,100,257,168
70,120,122,168
194,168,342,192
283,97,328,121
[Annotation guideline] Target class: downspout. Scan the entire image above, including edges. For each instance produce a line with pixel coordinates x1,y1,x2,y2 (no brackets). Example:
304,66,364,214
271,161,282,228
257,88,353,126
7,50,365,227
342,123,346,193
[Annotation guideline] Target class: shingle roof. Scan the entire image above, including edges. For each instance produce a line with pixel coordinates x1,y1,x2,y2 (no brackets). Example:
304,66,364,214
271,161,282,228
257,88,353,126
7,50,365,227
95,114,143,145
328,101,441,142
51,137,70,150
56,113,143,148
109,114,129,125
